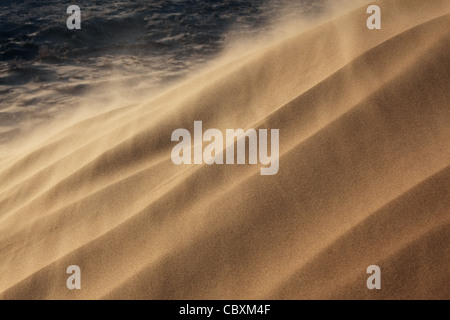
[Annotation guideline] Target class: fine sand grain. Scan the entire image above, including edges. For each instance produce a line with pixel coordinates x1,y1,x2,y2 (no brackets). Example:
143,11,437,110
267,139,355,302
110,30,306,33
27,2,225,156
0,0,449,299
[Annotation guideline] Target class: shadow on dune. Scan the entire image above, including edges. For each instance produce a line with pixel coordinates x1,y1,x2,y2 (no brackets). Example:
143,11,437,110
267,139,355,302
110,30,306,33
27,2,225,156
0,0,449,300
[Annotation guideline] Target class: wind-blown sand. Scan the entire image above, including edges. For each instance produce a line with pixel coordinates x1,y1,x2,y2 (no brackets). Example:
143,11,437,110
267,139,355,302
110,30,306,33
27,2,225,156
0,0,449,300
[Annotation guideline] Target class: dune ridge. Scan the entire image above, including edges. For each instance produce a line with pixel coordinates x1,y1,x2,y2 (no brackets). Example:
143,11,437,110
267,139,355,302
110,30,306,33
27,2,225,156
0,0,449,299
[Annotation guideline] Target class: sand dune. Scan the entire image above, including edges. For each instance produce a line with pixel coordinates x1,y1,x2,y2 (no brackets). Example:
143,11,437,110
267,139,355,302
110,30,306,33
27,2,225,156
0,0,449,299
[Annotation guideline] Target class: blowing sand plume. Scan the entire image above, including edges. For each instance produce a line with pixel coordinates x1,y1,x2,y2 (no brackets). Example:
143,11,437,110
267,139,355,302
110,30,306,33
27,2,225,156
0,0,449,300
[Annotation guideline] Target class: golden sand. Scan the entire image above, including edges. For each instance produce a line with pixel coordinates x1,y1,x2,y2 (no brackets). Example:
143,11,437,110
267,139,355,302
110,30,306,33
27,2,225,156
0,0,449,299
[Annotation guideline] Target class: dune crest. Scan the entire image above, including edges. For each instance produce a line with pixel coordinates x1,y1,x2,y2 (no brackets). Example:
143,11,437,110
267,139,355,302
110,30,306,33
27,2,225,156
0,0,449,299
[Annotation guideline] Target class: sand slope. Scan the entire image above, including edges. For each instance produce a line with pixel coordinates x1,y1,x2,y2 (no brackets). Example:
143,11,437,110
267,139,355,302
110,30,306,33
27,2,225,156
0,0,449,299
